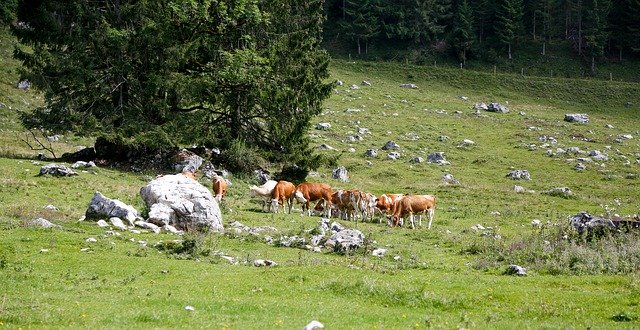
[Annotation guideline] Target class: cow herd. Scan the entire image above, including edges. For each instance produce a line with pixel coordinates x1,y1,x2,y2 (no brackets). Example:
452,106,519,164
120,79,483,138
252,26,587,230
248,180,437,229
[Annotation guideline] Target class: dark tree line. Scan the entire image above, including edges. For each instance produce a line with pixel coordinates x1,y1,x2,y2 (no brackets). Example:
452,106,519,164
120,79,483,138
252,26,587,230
325,0,640,71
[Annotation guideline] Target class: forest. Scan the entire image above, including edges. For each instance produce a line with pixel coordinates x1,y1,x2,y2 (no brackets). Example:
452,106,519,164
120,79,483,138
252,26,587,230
322,0,640,73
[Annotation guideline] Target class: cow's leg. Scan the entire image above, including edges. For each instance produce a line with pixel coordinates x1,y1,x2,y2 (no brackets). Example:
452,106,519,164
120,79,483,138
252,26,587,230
427,208,434,230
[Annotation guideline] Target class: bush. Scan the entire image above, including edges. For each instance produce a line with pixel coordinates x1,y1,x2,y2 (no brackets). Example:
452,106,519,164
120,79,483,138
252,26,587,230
219,140,267,177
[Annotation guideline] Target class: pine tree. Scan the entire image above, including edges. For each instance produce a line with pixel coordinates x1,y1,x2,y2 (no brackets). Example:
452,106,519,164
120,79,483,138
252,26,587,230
451,0,475,65
495,0,525,59
13,0,332,171
583,0,611,74
340,0,380,54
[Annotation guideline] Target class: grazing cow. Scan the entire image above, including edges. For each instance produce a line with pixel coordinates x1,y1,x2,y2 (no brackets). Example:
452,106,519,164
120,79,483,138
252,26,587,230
271,180,296,213
389,194,436,229
375,194,405,222
249,180,278,212
212,175,228,202
293,182,333,217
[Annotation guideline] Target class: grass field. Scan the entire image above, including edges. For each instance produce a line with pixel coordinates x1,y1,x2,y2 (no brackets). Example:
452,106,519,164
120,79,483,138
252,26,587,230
1,27,640,329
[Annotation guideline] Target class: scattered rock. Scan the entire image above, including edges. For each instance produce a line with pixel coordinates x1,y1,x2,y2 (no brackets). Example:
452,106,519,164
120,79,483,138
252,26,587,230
38,164,78,177
506,170,531,180
387,152,401,160
365,149,378,158
350,84,359,90
505,265,527,276
109,217,128,231
487,103,509,113
399,83,418,89
315,123,331,130
427,152,450,165
86,237,97,243
134,220,161,234
302,320,325,330
85,192,140,226
325,229,365,253
185,306,195,312
318,143,336,150
382,141,400,150
575,163,586,170
473,103,488,111
362,80,371,86
372,248,387,257
569,212,617,235
442,173,460,185
545,187,573,198
254,259,278,267
458,139,475,147
564,113,589,123
44,205,59,211
332,166,349,182
71,161,96,169
409,157,424,164
28,218,59,229
336,80,343,86
17,79,30,90
171,149,203,174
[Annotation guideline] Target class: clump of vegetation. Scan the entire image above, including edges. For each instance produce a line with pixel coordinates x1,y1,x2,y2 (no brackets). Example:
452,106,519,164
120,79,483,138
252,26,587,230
155,233,218,261
466,222,640,275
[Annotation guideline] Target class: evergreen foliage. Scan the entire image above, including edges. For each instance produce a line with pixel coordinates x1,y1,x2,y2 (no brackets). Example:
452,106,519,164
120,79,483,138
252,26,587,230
12,0,332,172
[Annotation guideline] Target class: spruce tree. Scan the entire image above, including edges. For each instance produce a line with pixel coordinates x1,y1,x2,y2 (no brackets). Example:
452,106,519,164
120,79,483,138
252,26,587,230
451,0,475,65
495,0,525,59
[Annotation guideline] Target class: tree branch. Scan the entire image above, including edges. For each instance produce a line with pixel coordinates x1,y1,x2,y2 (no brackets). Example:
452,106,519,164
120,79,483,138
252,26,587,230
20,129,57,159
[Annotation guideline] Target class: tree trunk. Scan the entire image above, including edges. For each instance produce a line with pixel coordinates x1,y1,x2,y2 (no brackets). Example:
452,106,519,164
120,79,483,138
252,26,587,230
508,43,512,59
357,37,361,55
591,56,596,75
542,42,546,55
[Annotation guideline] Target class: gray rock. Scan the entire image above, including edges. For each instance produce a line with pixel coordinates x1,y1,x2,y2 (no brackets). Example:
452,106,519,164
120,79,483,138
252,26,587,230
473,103,489,111
459,139,475,147
350,84,359,90
362,80,371,86
85,191,140,226
318,143,336,150
569,211,616,235
332,166,349,182
505,265,527,276
254,259,278,267
109,217,128,231
564,113,589,123
96,220,110,228
336,80,343,86
372,248,387,257
365,149,378,158
427,152,450,165
302,320,325,330
325,229,365,253
545,187,573,198
438,135,450,142
71,161,96,169
575,163,586,170
39,164,78,177
357,127,371,135
382,141,400,150
442,173,460,185
28,218,59,229
134,220,161,234
140,174,223,232
387,152,401,160
409,157,424,163
399,83,418,89
315,122,331,130
506,170,531,180
171,149,203,174
17,79,30,90
487,103,509,113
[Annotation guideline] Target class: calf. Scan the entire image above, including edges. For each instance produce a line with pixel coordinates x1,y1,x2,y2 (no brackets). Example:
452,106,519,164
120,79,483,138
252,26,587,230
293,182,333,217
212,175,228,202
376,194,405,222
271,180,296,213
249,180,278,212
389,194,436,229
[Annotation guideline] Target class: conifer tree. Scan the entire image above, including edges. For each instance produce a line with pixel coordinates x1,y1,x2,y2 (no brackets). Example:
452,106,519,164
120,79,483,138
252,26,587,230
451,0,475,65
495,0,525,59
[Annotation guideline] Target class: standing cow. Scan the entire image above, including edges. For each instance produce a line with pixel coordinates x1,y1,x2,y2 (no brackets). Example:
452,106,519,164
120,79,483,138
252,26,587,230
271,180,296,213
293,182,333,217
389,194,436,229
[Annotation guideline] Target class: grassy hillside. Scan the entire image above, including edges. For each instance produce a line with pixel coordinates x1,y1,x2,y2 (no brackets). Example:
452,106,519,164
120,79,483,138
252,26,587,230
1,28,640,328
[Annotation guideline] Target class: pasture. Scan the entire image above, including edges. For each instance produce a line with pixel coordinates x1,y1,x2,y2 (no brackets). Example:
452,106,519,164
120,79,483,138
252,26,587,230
1,43,640,328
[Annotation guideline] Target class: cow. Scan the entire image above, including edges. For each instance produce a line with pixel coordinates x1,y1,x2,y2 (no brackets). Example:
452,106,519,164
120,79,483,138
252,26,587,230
389,194,436,229
293,182,333,217
249,180,278,212
212,175,228,202
375,194,405,222
271,180,296,213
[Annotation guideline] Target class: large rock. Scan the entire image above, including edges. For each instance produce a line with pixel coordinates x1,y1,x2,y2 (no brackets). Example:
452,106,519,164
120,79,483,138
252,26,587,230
324,229,365,253
506,170,531,180
140,174,223,232
427,152,450,165
85,192,140,225
332,166,349,182
564,113,589,123
487,103,510,113
39,164,78,177
569,212,616,235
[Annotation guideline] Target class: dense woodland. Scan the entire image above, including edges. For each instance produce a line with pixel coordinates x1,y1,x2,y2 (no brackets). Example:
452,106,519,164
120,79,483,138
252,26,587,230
323,0,640,73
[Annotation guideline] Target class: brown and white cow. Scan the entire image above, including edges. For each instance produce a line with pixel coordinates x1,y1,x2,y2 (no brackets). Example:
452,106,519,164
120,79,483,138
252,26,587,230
293,182,333,217
376,194,405,222
212,175,228,202
271,180,296,214
389,194,436,229
249,180,278,212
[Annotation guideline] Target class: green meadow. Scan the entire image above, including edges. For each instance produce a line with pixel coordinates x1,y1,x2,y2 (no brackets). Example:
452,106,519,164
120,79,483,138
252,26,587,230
1,27,639,328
